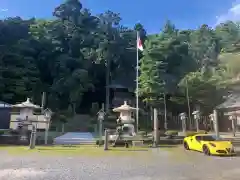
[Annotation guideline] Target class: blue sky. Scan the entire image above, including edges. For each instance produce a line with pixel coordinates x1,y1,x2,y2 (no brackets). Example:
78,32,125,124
0,0,239,33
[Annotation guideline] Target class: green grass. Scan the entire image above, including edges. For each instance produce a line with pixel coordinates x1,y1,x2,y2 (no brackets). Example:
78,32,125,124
0,145,150,157
0,145,180,157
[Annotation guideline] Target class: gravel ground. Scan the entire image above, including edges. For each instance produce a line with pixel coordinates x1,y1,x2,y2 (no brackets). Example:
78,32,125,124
1,147,240,180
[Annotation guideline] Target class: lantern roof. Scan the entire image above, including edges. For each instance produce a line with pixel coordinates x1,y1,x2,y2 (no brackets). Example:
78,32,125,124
113,101,136,112
12,98,41,109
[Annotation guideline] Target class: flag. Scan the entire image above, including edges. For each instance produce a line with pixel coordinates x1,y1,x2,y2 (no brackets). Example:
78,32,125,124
137,34,144,51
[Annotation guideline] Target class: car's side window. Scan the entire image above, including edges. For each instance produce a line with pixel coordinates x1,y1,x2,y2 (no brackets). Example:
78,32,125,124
195,136,201,142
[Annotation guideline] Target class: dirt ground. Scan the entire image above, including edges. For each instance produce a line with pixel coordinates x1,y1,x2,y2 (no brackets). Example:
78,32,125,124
0,146,240,180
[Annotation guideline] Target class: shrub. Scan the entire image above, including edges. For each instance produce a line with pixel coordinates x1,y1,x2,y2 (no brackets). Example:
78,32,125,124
137,131,147,137
0,130,5,135
185,130,207,137
96,140,104,145
185,131,197,136
165,130,179,136
150,130,165,136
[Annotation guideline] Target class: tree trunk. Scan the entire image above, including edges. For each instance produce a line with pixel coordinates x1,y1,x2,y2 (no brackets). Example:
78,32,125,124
61,123,65,133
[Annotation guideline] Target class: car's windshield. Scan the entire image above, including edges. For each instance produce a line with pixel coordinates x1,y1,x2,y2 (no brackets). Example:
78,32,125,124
201,135,222,141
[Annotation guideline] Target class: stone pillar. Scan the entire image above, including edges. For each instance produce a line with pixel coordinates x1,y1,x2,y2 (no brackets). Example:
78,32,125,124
213,109,219,138
153,108,159,147
104,129,109,151
44,120,50,145
229,115,236,137
29,125,36,149
180,112,187,136
193,110,200,132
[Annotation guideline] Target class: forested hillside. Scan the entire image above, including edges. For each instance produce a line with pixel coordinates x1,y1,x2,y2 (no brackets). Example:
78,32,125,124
0,0,240,116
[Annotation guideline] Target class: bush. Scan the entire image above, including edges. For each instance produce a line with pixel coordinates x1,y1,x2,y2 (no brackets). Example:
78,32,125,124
9,129,19,135
165,130,179,136
96,140,104,145
137,131,147,137
185,130,207,137
198,130,207,134
150,130,165,136
0,130,5,135
185,131,197,136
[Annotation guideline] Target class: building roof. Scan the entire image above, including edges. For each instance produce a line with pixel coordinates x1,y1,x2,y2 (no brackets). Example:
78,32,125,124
0,101,11,108
216,93,240,110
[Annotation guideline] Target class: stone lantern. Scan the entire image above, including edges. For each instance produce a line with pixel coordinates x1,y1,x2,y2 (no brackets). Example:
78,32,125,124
192,110,200,132
179,112,187,136
43,108,53,145
11,98,41,144
12,98,41,120
113,101,136,136
226,112,237,137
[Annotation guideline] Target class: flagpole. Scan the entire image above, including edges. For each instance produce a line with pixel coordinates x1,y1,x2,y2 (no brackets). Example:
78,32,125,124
186,79,192,127
136,31,139,133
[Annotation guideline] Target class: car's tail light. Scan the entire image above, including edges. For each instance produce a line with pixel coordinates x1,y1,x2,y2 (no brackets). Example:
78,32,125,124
209,143,216,147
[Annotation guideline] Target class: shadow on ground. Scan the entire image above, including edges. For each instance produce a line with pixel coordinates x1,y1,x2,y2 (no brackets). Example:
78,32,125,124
150,145,180,148
109,149,149,152
233,151,240,157
37,148,78,151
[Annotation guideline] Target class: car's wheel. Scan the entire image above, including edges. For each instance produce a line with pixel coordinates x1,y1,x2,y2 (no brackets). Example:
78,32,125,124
203,145,211,156
183,141,190,150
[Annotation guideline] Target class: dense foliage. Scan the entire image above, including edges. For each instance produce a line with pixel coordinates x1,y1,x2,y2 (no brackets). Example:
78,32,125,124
0,0,240,116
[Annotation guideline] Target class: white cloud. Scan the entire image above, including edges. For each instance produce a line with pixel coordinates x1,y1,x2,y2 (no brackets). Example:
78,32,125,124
216,3,240,25
0,8,8,12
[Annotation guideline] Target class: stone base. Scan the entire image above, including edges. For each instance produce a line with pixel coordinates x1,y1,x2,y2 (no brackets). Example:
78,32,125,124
132,140,144,147
178,132,186,137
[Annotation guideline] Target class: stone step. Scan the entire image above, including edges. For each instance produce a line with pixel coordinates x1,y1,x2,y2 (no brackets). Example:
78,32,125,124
53,132,96,145
54,140,95,145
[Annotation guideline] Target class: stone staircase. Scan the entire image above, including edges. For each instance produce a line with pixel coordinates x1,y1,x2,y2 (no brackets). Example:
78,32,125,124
53,132,96,145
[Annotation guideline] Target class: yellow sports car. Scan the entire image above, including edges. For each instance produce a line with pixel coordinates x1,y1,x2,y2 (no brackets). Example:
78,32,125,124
183,134,235,156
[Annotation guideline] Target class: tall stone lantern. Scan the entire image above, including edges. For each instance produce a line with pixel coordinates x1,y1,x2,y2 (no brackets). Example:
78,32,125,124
179,112,187,136
113,101,136,136
12,98,41,144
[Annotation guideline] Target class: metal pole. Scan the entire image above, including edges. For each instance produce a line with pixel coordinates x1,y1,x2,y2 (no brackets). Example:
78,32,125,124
213,109,219,138
104,129,109,151
153,108,159,147
164,93,167,130
136,31,139,133
186,80,192,128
